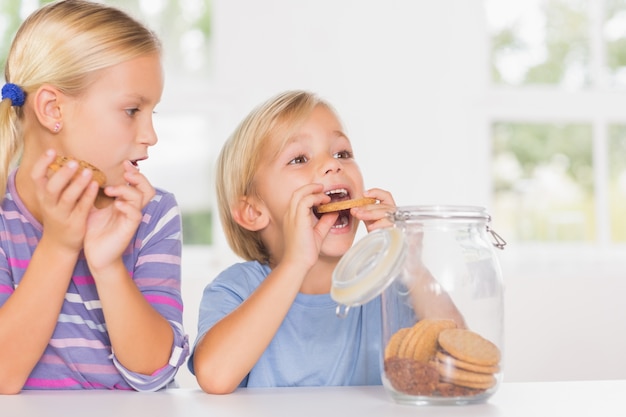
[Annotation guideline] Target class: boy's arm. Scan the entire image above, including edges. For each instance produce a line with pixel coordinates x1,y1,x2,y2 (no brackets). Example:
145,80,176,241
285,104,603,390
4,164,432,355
352,187,465,327
193,183,337,394
193,260,307,394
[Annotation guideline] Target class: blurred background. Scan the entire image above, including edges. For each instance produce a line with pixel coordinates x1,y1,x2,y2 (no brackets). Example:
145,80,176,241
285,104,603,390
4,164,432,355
2,0,625,388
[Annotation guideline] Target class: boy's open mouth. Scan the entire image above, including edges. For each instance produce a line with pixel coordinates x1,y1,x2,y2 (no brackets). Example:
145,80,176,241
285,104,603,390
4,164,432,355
313,188,352,229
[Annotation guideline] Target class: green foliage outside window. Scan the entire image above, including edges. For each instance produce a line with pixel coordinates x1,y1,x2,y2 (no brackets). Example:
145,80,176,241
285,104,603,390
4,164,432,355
181,210,212,245
489,0,589,87
492,122,595,242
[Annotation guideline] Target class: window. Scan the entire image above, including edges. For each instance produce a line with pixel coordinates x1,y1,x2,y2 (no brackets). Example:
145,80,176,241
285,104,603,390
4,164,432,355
486,0,626,245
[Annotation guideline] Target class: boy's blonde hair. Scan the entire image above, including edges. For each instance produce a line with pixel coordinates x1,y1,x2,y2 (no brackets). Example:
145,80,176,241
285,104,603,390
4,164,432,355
216,90,339,263
0,0,161,199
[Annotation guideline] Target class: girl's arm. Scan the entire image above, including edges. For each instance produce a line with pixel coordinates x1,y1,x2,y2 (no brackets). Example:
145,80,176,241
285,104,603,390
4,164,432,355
103,193,188,391
0,151,98,394
0,240,80,394
85,166,185,382
91,261,176,375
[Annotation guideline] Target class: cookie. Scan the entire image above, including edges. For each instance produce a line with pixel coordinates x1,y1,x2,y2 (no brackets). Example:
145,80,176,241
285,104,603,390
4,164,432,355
395,318,457,363
436,382,485,397
411,319,457,363
384,327,410,360
315,197,377,214
436,351,500,374
397,320,426,359
437,328,501,367
438,365,497,390
49,156,107,188
441,377,495,390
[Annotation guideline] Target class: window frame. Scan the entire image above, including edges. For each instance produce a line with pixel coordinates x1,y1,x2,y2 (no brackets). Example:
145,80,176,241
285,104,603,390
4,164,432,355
485,0,626,250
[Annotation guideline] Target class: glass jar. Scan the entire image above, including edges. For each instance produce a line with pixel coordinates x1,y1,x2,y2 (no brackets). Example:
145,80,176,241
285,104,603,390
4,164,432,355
331,205,505,405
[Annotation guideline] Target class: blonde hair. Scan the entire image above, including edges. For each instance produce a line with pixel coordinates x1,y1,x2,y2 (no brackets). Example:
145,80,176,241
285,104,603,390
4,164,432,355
216,90,340,263
0,0,161,200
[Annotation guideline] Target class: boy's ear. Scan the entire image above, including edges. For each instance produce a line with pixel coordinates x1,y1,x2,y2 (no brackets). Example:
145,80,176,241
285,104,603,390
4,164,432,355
232,196,269,232
32,84,63,133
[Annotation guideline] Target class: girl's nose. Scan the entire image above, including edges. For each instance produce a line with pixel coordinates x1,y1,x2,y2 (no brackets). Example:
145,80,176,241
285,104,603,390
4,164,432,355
140,121,158,146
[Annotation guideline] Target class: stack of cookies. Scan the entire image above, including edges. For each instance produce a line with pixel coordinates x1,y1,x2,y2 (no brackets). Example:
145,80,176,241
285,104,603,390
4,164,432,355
436,328,501,391
383,319,501,397
383,319,456,395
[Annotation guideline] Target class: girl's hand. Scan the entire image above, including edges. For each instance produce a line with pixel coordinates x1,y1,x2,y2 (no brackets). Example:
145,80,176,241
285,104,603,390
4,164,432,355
31,149,99,252
280,183,338,269
351,188,396,232
84,161,155,272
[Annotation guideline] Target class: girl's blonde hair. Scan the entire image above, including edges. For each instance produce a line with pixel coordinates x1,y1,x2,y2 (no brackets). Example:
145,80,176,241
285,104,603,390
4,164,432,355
0,0,161,200
216,90,340,263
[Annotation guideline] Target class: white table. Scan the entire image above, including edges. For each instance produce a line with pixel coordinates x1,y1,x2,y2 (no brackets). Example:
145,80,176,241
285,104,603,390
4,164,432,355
2,380,624,417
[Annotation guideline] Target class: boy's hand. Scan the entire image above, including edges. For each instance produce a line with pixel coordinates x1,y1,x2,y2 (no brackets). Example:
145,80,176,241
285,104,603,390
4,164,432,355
281,183,338,270
351,188,396,232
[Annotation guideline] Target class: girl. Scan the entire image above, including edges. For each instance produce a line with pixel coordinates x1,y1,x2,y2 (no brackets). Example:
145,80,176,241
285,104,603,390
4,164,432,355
0,0,188,393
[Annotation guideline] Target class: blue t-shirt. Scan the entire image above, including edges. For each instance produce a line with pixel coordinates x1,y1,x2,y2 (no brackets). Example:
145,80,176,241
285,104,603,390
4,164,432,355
188,261,383,387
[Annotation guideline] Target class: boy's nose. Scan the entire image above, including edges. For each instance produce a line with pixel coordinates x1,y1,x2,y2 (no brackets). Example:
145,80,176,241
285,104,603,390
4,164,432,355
322,157,342,175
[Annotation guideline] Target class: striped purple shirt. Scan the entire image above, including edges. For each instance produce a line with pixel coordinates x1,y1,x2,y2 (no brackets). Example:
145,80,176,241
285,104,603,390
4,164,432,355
0,170,189,391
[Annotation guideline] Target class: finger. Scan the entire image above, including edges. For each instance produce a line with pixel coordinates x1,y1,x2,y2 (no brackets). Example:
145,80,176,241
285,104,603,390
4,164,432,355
288,183,330,218
47,164,97,210
123,161,155,207
73,180,99,215
103,184,143,210
363,218,394,232
315,211,339,235
292,183,327,205
32,149,57,186
112,199,143,224
364,188,396,206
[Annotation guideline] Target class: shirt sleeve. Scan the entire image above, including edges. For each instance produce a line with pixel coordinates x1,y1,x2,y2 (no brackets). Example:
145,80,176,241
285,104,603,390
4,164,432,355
112,190,190,391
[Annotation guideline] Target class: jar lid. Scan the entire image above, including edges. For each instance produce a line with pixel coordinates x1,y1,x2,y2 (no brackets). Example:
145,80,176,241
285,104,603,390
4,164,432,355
331,227,406,308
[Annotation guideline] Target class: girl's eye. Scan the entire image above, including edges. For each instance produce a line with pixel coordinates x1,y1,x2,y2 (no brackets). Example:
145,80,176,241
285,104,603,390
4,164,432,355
288,155,308,165
334,150,353,159
125,108,139,117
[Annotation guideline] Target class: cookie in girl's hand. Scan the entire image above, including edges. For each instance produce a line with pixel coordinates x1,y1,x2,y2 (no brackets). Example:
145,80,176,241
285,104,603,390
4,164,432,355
48,156,107,188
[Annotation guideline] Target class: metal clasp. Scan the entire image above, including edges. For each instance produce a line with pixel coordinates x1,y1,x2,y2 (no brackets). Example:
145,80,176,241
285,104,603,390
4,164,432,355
487,225,507,250
335,304,350,318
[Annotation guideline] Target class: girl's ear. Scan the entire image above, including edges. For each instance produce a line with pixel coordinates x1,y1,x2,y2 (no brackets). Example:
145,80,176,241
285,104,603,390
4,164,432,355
232,196,269,232
32,84,63,133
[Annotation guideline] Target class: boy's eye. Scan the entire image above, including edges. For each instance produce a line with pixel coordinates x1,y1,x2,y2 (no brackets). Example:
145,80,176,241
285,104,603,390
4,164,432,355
288,155,308,165
334,150,353,159
125,108,139,117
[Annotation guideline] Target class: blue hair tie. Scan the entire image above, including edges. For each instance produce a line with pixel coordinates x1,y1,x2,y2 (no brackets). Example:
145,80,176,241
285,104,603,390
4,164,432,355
1,83,26,107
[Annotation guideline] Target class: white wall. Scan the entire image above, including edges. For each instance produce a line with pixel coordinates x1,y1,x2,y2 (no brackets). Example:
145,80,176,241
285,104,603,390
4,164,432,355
173,0,626,389
209,0,489,207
